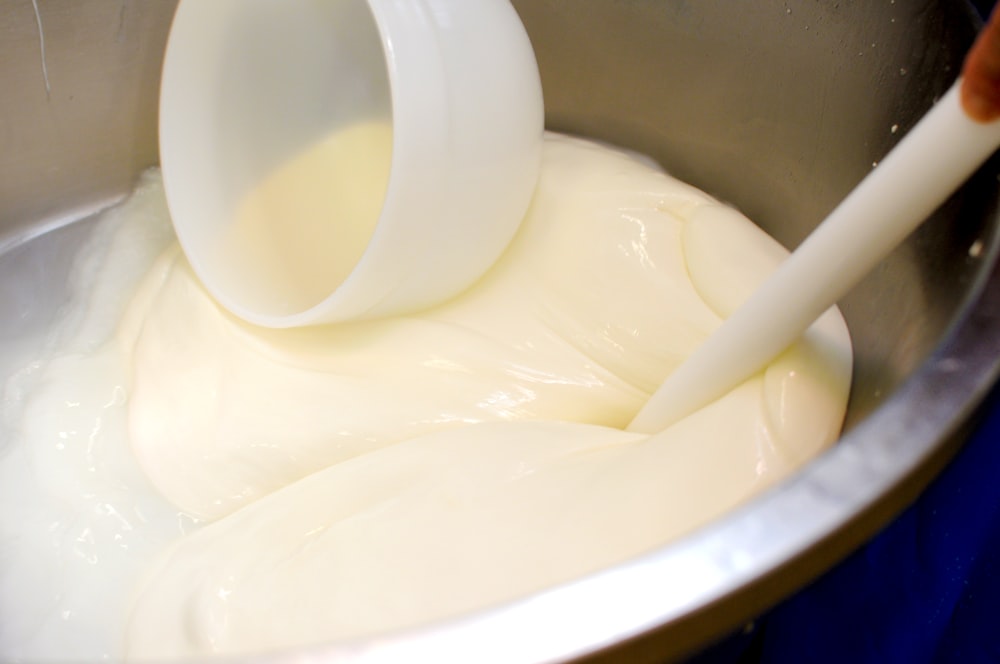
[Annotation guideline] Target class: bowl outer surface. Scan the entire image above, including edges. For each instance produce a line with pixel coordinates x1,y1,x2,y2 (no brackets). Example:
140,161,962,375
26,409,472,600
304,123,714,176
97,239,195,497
1,0,999,662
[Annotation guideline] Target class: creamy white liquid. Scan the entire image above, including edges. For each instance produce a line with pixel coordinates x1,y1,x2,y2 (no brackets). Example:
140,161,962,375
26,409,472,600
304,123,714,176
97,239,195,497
0,134,852,661
219,122,393,316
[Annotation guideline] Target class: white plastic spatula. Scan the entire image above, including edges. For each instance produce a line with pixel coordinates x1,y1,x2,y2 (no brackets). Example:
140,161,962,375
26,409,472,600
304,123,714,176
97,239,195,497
628,79,1000,433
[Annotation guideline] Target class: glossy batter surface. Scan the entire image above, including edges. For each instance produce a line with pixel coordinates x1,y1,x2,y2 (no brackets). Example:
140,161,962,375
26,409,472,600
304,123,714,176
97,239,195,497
0,134,851,660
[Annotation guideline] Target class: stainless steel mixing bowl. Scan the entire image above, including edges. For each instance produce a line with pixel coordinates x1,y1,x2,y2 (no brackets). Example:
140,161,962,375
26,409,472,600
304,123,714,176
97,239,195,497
2,1,998,661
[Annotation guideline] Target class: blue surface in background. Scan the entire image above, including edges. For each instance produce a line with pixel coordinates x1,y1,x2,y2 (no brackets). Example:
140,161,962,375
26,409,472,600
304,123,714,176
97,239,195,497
691,384,1000,664
760,388,1000,663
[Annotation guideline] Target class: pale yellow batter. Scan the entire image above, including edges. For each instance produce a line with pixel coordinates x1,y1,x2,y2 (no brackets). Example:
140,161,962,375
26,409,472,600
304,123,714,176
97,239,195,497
0,134,851,661
122,134,851,657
